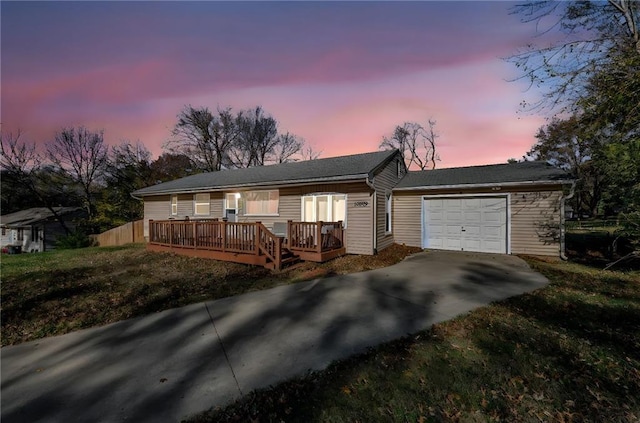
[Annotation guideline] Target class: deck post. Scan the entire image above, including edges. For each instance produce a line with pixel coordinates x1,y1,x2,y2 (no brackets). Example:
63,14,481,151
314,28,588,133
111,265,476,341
149,220,154,243
317,221,323,253
169,221,173,246
193,221,197,248
255,222,261,255
221,220,226,252
275,236,283,271
287,220,293,248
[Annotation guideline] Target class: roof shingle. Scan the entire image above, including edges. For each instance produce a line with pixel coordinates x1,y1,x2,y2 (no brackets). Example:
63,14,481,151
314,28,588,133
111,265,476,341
395,161,571,189
133,149,399,196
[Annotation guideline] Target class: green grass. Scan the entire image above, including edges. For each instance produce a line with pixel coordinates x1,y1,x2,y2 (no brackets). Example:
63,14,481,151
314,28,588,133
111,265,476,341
0,243,420,346
189,257,640,423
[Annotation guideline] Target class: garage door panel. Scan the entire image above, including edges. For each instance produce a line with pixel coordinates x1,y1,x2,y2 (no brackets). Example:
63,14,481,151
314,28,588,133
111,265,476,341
463,225,481,237
423,196,507,254
444,238,462,250
483,225,502,238
483,211,503,222
445,225,462,236
446,210,463,221
464,211,481,222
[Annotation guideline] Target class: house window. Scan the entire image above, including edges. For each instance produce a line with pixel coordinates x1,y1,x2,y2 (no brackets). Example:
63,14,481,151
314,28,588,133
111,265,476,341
194,193,210,215
1,227,5,236
301,194,346,223
171,195,178,215
385,192,392,233
244,190,279,215
16,228,24,241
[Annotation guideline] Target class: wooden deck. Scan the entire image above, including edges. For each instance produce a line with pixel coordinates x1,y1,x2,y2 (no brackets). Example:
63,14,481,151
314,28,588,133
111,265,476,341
147,219,346,270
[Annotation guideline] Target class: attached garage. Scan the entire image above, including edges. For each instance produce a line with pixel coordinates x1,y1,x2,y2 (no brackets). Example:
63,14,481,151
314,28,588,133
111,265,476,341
423,196,507,254
392,161,573,257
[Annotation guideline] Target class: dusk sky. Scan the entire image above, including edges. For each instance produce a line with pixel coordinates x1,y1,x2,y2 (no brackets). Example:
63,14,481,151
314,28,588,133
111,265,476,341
2,1,550,168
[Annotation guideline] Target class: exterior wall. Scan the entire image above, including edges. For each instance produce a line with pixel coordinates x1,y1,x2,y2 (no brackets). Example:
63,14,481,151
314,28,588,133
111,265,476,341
392,193,423,248
372,154,405,252
510,190,563,256
142,182,376,255
143,194,171,238
392,185,565,256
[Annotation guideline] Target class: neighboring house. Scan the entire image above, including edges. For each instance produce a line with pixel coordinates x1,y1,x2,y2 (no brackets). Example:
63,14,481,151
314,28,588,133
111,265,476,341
0,207,85,253
132,149,572,268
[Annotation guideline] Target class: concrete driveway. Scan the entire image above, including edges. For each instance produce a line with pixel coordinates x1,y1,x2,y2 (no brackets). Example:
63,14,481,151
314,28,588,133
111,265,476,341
1,251,549,423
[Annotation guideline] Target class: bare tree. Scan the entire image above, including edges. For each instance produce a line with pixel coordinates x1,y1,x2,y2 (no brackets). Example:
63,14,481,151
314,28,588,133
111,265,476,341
299,145,322,161
165,106,220,171
509,0,639,113
47,127,108,218
271,132,304,163
380,119,440,170
1,130,73,233
230,106,279,168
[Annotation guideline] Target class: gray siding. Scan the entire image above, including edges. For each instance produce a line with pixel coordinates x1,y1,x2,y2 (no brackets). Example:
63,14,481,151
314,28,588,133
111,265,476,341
392,186,564,257
510,190,562,256
372,155,404,252
143,195,171,238
142,182,375,255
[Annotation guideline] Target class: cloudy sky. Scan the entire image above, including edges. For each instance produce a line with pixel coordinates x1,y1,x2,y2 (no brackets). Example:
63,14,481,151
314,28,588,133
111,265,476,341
2,1,548,167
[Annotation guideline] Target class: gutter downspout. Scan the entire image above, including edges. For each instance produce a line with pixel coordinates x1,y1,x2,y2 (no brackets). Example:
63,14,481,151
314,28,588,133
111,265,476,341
560,181,576,261
366,175,377,254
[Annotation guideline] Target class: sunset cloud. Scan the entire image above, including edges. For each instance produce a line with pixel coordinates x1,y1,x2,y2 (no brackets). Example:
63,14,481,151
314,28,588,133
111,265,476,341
2,1,546,167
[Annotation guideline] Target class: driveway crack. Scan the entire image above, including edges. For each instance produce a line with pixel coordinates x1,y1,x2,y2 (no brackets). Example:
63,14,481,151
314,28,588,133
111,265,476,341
204,303,243,397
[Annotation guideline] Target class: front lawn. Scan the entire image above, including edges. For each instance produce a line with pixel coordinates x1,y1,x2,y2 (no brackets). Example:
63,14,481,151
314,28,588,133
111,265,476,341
190,257,640,422
0,243,421,346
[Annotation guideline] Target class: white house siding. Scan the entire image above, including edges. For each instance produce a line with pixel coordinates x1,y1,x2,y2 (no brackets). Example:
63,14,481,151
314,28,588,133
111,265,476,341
372,155,404,252
392,186,564,257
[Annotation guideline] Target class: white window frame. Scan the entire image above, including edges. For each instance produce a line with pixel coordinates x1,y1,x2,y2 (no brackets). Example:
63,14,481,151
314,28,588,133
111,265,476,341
385,191,392,234
301,193,347,226
171,195,178,216
193,193,210,216
243,190,279,216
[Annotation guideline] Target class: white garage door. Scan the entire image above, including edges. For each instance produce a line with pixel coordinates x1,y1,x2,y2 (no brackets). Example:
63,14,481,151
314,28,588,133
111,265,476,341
423,196,507,254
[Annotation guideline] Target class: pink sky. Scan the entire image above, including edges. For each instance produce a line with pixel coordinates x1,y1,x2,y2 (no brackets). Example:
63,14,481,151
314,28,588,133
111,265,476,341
1,1,547,168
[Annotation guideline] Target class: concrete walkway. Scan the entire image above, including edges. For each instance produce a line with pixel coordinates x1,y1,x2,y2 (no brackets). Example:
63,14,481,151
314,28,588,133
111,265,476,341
1,251,549,423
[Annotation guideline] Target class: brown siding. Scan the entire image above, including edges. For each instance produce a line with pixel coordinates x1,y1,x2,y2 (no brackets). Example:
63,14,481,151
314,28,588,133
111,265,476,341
372,154,403,252
391,185,564,256
510,190,562,256
392,193,422,248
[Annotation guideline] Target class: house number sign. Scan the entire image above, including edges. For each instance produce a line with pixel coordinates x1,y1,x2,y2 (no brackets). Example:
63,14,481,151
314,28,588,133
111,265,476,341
353,201,369,207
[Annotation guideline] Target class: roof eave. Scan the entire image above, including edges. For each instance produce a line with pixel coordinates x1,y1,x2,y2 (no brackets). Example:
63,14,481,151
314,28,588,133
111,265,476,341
134,173,371,197
393,179,572,191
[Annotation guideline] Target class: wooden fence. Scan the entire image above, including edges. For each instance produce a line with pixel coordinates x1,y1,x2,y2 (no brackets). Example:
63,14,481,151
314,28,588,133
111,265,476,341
95,220,145,247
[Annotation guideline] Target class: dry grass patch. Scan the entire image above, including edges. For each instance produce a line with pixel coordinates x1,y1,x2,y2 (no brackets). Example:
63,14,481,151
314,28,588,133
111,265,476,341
189,256,640,423
1,243,420,346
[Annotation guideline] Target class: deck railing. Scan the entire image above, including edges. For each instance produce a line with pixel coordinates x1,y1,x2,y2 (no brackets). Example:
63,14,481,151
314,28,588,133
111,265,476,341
287,220,344,254
149,219,259,254
148,219,344,269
